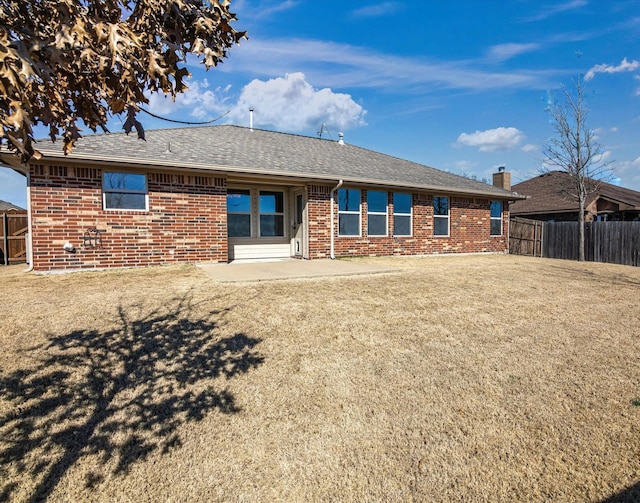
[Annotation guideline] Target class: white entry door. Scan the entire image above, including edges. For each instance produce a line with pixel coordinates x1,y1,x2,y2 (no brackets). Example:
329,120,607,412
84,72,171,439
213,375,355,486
291,189,306,257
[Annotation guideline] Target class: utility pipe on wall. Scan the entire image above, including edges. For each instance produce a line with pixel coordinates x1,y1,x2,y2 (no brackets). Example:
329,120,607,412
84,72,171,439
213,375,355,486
329,179,343,259
24,172,33,272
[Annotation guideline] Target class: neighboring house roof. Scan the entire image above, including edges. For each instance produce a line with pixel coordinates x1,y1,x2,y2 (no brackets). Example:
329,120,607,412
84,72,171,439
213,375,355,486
19,125,522,200
0,199,25,212
510,171,640,215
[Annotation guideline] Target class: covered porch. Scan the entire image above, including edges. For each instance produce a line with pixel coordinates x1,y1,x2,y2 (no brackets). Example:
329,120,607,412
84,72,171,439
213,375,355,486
226,183,308,261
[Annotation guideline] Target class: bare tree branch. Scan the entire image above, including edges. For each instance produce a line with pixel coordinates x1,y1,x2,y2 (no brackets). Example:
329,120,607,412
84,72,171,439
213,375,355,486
543,76,614,261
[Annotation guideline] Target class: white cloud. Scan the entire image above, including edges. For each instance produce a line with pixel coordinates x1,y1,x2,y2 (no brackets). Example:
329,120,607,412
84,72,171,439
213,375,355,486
137,73,366,133
455,127,525,152
453,160,478,171
522,143,538,152
174,80,232,119
351,2,403,18
486,43,540,62
226,73,366,132
222,37,553,93
593,150,612,164
584,57,640,81
609,156,640,191
234,0,300,20
522,0,588,22
144,79,233,124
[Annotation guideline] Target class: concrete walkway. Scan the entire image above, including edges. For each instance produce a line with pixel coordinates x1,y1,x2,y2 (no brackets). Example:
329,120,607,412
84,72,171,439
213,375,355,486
197,258,399,282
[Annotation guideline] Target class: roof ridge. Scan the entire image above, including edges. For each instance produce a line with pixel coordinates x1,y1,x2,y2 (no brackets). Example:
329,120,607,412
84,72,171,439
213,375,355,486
36,123,343,144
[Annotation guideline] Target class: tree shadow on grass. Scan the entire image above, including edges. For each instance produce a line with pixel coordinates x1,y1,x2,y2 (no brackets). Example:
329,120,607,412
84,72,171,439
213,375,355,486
600,480,640,503
0,292,264,502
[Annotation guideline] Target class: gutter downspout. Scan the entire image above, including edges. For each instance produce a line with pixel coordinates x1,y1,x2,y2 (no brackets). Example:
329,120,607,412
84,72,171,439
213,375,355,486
329,179,343,259
24,171,33,272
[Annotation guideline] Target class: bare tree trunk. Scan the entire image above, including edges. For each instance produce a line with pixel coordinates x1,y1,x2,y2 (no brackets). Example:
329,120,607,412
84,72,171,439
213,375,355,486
578,196,585,261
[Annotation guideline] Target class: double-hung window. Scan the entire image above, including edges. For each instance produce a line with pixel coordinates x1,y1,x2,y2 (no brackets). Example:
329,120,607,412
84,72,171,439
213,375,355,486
490,201,503,236
338,188,361,236
259,190,285,237
393,193,412,236
227,189,252,237
433,196,450,236
103,172,148,210
367,191,387,236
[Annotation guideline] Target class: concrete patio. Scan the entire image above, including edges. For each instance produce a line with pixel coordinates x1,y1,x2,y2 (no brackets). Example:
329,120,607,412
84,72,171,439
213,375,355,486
197,258,399,282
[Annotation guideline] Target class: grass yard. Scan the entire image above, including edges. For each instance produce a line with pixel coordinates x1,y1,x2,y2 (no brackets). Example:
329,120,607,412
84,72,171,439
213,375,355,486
1,254,639,502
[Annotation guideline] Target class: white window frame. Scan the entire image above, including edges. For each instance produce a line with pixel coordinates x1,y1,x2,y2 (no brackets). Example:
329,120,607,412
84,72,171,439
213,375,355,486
102,172,148,211
338,188,361,237
490,200,503,236
227,185,289,239
367,190,388,237
433,196,450,237
227,188,252,238
258,190,285,237
393,192,412,237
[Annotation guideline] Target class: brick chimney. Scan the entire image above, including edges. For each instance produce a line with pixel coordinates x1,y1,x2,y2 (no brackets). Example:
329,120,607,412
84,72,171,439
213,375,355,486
493,166,511,190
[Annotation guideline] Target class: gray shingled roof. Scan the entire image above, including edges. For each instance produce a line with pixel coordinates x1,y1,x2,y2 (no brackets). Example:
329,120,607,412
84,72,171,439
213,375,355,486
33,125,522,199
0,199,25,212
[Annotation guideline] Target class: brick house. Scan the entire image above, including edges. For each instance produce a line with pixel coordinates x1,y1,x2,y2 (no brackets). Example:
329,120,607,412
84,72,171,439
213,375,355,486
0,125,524,272
511,171,640,222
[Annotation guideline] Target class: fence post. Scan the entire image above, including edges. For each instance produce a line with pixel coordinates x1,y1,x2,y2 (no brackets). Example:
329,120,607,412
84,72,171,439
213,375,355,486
2,213,8,266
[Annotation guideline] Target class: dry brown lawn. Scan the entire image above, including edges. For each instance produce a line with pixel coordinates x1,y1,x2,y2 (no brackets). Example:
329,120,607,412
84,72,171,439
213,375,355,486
1,255,639,502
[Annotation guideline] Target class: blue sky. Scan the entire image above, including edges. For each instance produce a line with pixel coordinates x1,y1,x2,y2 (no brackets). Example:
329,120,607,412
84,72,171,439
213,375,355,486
2,0,640,208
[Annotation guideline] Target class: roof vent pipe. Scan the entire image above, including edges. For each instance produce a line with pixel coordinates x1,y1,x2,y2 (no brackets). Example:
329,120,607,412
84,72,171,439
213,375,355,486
249,107,254,131
338,132,344,145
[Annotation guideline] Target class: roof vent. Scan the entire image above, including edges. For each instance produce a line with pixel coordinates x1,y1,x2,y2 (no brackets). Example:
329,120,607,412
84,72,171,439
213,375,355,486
338,132,344,145
249,107,254,131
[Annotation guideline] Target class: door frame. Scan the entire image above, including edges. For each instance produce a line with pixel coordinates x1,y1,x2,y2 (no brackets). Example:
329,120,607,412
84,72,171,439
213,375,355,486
290,187,308,258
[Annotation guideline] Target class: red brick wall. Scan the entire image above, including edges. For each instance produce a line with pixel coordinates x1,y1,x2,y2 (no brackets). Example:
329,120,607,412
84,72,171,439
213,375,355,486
29,164,228,271
307,186,509,258
28,166,508,271
307,184,332,259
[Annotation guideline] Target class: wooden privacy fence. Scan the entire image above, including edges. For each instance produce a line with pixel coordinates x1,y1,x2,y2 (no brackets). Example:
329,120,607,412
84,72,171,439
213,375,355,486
586,222,640,266
0,213,28,265
545,221,640,266
510,219,640,267
509,217,544,257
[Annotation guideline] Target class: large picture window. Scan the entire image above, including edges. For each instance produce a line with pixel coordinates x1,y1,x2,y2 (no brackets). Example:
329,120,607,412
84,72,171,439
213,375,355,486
227,189,252,237
433,196,450,236
259,190,284,237
490,201,503,236
103,172,147,210
393,193,412,236
338,188,361,236
367,191,387,236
